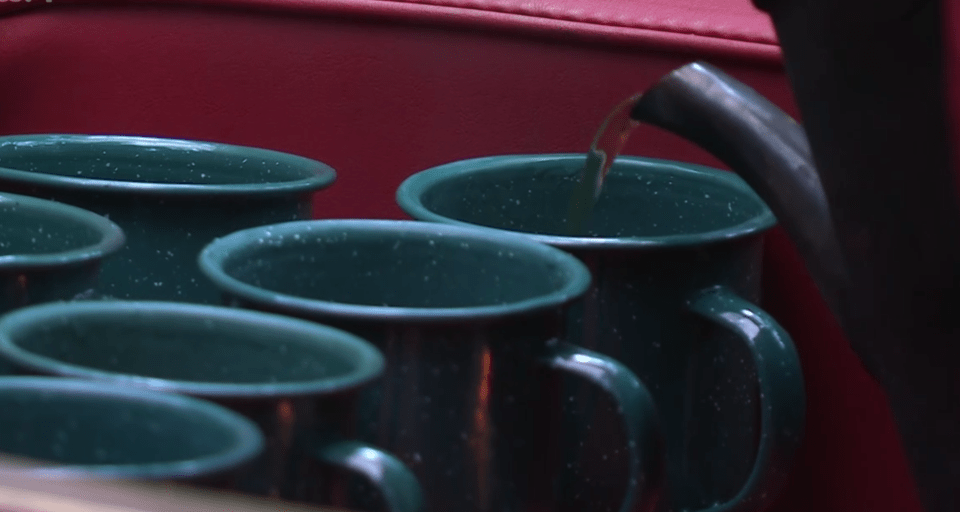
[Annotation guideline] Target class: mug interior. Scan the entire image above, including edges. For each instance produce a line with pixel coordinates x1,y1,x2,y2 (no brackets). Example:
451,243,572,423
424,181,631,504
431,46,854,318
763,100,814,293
0,303,377,390
0,379,254,468
0,197,107,255
209,221,585,310
401,155,774,244
0,135,332,187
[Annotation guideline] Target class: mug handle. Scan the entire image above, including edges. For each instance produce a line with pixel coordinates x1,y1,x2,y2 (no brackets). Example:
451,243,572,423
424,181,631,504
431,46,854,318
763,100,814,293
538,340,665,512
315,440,425,512
685,285,805,512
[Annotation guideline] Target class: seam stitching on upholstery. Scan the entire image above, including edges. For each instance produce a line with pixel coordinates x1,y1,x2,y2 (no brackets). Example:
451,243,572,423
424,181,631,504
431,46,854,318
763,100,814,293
375,0,779,45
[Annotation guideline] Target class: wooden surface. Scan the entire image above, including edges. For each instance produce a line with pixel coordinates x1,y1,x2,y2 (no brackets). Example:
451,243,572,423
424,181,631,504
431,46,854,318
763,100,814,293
0,456,343,512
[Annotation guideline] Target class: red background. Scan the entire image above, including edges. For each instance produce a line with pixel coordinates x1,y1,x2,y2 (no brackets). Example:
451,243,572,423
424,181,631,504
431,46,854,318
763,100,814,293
0,1,948,510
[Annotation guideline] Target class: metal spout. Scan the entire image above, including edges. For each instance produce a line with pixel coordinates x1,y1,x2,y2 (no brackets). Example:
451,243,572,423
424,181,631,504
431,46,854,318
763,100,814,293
629,62,848,320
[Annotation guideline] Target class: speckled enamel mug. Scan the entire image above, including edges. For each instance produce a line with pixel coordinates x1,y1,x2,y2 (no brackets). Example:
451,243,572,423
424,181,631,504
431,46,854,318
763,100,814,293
0,134,334,303
397,154,805,512
199,219,664,512
0,191,124,315
0,301,423,512
0,377,263,485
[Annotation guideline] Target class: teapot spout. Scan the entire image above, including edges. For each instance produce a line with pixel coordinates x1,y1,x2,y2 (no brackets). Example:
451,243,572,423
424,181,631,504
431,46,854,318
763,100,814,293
629,62,847,318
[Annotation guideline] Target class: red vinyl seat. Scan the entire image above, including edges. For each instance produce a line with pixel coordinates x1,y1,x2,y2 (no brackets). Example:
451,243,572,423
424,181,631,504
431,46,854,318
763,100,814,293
0,1,924,510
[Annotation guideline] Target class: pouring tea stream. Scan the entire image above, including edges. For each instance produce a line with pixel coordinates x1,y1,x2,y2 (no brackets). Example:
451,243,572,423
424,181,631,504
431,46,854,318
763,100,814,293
567,93,641,234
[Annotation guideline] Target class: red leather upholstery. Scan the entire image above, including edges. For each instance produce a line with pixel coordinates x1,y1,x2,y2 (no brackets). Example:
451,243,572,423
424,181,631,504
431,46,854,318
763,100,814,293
0,2,922,511
0,0,781,59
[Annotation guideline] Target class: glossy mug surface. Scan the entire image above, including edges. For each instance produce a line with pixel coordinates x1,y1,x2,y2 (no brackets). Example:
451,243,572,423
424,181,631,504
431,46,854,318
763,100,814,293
0,134,334,303
0,377,263,484
0,301,422,512
0,191,124,314
199,219,664,512
397,154,806,512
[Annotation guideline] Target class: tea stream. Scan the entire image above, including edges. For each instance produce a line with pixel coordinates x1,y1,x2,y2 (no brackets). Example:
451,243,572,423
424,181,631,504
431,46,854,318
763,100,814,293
567,93,643,234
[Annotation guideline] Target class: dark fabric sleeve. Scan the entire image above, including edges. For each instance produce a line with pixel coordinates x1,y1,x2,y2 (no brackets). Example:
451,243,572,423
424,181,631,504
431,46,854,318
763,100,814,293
748,2,960,512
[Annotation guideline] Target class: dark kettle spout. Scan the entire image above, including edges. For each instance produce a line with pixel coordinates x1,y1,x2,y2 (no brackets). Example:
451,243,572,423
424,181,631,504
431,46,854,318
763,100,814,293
628,62,848,320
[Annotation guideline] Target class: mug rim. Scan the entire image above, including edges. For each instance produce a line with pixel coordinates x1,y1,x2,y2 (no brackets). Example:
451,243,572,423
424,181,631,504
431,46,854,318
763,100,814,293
0,134,336,197
395,153,778,250
198,219,592,323
0,192,125,270
0,301,386,399
0,376,264,480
